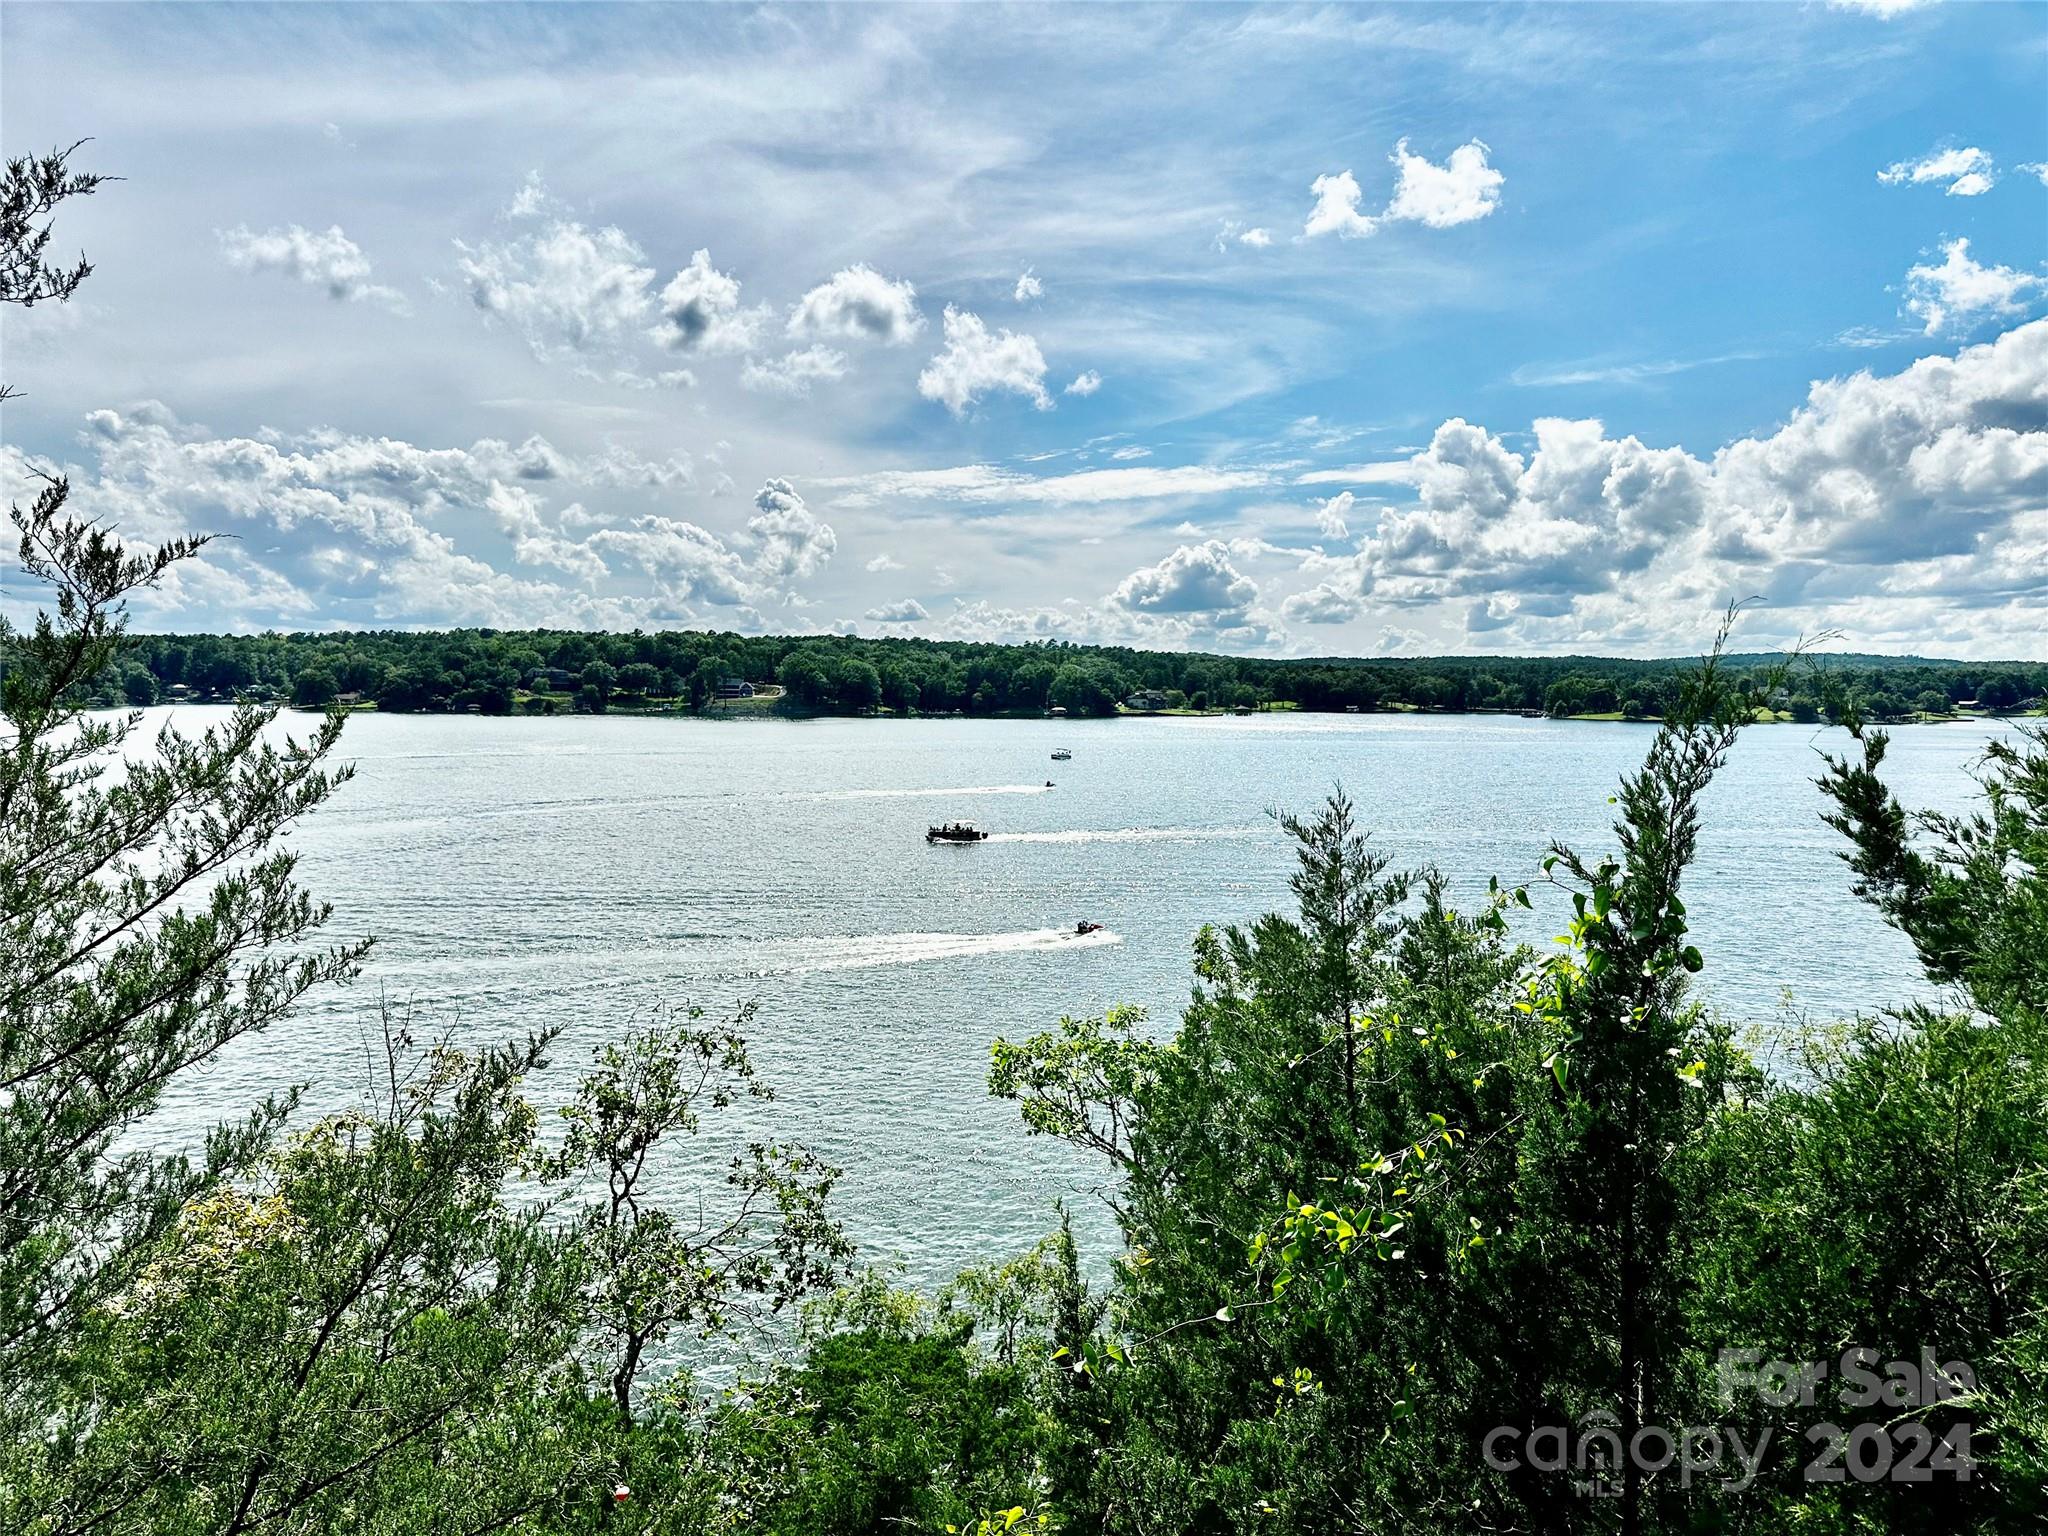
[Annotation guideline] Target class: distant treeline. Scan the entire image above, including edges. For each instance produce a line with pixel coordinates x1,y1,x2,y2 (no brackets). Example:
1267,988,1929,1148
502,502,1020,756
106,628,2048,722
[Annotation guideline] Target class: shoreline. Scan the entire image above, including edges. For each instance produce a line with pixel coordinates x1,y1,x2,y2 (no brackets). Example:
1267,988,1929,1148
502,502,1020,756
217,697,2043,727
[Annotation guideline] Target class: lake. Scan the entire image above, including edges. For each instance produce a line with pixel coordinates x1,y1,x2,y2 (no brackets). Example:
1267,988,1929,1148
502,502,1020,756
142,707,2007,1290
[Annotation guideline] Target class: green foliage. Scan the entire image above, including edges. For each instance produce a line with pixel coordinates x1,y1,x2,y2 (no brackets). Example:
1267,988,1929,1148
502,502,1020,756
989,1005,1159,1172
106,620,2046,723
538,1007,853,1426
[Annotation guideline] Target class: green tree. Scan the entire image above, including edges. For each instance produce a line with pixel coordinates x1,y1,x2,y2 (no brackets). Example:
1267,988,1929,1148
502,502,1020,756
537,1008,851,1431
581,659,619,703
0,483,365,1506
290,665,338,709
616,661,661,697
119,665,157,706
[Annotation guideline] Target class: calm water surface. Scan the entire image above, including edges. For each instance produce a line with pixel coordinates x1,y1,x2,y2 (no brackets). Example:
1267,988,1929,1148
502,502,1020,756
143,708,2008,1287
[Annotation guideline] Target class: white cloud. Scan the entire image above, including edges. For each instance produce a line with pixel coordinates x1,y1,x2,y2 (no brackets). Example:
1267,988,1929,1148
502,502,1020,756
1013,269,1043,302
916,306,1053,414
1281,582,1361,624
2022,163,2048,187
652,248,770,355
1065,370,1102,396
457,221,655,357
746,477,837,586
1214,220,1275,250
1111,540,1258,617
1904,238,2047,335
506,170,562,219
1293,461,1422,487
1827,0,1936,15
865,552,904,572
1878,145,1995,197
1304,170,1377,239
1383,138,1504,228
219,224,406,311
740,345,849,397
1314,491,1354,539
588,516,754,607
828,462,1271,508
1304,139,1503,240
2,407,855,633
787,264,924,344
1293,319,2048,651
865,597,929,622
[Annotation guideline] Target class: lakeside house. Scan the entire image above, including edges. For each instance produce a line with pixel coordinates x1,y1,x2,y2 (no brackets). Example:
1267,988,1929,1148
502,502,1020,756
1124,689,1170,713
713,677,755,700
528,667,577,692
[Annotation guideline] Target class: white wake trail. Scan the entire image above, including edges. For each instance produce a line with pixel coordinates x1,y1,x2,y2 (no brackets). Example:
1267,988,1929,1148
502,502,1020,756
983,826,1263,845
775,926,1121,974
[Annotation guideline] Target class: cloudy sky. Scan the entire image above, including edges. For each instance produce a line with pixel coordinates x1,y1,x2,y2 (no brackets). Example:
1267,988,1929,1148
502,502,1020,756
4,1,2045,657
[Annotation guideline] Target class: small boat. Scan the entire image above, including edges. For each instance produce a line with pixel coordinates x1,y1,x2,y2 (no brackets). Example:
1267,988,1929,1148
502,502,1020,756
1073,920,1103,936
1050,748,1072,760
927,821,988,844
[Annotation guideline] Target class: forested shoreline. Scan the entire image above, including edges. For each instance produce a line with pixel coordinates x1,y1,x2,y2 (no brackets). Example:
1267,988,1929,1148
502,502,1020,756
107,627,2048,722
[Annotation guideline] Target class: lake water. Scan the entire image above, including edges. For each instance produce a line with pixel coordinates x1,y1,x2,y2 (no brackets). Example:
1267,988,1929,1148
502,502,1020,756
142,707,2008,1289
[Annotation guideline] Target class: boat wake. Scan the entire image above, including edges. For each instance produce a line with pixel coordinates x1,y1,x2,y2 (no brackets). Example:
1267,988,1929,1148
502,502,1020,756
809,784,1057,800
984,826,1263,845
775,926,1120,974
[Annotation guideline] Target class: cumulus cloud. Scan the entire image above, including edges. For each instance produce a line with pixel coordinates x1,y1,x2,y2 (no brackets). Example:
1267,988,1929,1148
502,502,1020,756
1383,138,1505,227
1111,541,1258,619
1299,319,2048,650
1827,0,1935,14
746,478,837,587
4,407,839,632
916,306,1053,414
457,221,655,357
1304,171,1378,239
587,516,754,607
865,598,929,622
1065,370,1103,397
1013,269,1043,301
787,264,924,344
652,248,770,355
1215,220,1275,250
1879,145,1995,197
740,345,849,397
1281,583,1362,624
1304,139,1503,239
219,224,407,311
1314,491,1355,539
1904,238,2046,335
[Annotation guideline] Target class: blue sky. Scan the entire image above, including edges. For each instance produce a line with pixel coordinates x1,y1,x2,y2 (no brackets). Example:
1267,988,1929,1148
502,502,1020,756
4,1,2045,656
